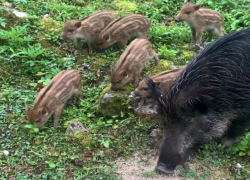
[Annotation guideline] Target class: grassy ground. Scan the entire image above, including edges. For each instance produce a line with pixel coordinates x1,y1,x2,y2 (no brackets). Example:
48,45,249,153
0,0,250,179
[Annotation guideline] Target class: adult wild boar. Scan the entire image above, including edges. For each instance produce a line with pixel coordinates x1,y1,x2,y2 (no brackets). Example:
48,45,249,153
145,27,250,174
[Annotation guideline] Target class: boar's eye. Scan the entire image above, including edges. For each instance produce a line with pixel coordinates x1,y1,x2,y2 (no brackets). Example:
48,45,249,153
186,11,191,15
97,42,104,45
116,80,122,83
67,29,74,33
35,119,41,123
141,88,149,91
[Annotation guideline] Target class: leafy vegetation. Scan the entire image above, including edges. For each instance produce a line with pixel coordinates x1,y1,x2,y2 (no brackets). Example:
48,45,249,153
0,0,250,179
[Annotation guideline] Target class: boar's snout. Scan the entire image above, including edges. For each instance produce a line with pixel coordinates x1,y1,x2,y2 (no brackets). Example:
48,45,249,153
156,162,175,174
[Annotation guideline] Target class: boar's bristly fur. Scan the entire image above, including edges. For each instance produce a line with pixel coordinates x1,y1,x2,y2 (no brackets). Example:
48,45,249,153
147,27,250,174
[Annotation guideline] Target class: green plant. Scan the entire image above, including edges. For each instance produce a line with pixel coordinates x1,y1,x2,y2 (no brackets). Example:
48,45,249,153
229,132,250,157
157,45,178,59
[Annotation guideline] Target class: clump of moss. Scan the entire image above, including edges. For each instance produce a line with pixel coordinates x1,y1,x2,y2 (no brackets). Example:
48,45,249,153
146,60,175,75
174,44,196,65
36,18,62,48
40,18,62,34
0,9,24,30
97,83,134,117
65,130,93,149
114,0,137,15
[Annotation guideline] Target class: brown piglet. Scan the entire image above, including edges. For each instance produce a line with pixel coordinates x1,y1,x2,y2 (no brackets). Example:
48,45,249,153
131,67,185,98
110,38,159,90
93,14,151,51
60,11,115,54
175,0,224,48
26,70,84,128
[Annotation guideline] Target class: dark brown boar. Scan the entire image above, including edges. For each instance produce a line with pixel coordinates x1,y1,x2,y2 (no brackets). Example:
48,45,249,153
145,27,250,174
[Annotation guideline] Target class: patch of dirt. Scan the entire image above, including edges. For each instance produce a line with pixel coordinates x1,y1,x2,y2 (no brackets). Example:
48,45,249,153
115,148,232,180
115,149,182,180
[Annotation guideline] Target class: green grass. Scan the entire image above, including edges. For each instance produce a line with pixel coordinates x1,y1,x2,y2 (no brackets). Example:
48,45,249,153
0,0,250,179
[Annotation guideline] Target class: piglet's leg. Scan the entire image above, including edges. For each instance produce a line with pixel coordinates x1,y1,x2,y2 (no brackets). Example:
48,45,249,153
75,38,82,50
133,68,142,87
53,104,64,128
153,52,159,65
195,27,204,48
190,27,196,43
137,31,148,39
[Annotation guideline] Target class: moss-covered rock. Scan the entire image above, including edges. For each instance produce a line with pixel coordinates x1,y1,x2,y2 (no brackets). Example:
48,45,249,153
0,8,24,30
146,60,175,76
114,0,137,15
97,83,134,117
174,44,197,65
65,120,92,149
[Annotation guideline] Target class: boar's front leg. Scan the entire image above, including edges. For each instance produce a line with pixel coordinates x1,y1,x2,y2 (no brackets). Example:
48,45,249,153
190,27,196,43
221,116,250,148
53,104,64,128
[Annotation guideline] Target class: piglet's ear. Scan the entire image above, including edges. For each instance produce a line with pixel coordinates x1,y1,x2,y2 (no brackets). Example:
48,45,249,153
154,81,161,87
39,107,48,115
181,98,207,117
75,21,81,28
194,4,202,11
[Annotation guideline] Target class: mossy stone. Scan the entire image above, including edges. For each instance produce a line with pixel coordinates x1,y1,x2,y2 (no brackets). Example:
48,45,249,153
97,83,134,117
147,60,175,75
0,9,24,30
114,0,137,14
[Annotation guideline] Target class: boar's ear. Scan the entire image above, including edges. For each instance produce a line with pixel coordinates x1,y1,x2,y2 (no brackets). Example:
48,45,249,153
120,70,128,78
194,4,202,11
75,21,82,28
181,98,207,117
63,17,69,22
38,107,48,115
184,0,188,4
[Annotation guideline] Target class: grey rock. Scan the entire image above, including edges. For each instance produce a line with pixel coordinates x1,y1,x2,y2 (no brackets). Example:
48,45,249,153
130,95,158,116
101,93,116,103
66,120,88,136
